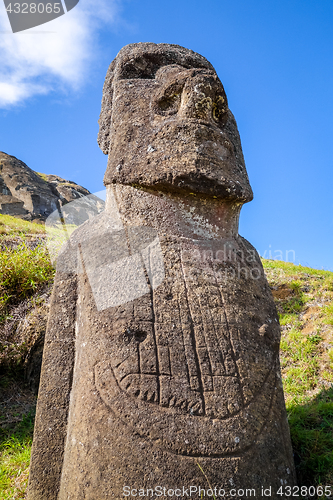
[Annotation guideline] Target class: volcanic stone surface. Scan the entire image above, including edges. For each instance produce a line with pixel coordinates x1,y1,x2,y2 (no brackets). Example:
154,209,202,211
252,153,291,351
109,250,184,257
0,152,103,221
28,43,296,500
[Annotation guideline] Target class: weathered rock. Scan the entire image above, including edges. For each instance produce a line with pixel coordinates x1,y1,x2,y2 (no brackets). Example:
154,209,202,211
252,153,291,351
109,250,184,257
28,43,296,499
0,152,103,221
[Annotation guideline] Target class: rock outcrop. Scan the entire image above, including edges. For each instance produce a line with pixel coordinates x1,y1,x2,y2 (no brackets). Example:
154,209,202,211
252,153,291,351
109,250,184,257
0,152,103,221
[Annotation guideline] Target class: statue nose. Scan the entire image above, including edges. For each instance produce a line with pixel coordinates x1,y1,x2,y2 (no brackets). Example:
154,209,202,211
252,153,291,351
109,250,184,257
179,71,228,124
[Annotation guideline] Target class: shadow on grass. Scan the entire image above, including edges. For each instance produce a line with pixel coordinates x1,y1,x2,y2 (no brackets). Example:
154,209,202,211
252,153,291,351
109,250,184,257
0,412,35,499
0,372,36,450
0,410,35,451
0,374,36,498
288,385,333,486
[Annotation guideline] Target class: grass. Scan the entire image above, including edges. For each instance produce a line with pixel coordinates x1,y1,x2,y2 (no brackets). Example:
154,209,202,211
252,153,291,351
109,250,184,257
323,302,333,326
0,409,35,499
0,215,45,237
0,241,55,323
0,215,55,325
263,259,333,486
288,388,333,486
262,259,333,280
36,171,80,190
197,462,217,499
35,172,48,182
0,217,53,498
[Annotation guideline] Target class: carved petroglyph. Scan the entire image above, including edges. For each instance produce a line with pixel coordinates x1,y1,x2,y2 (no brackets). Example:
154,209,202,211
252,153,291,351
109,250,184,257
95,361,276,457
92,235,278,457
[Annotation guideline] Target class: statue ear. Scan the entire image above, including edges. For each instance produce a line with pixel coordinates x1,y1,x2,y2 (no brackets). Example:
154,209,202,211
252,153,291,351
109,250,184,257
98,60,116,155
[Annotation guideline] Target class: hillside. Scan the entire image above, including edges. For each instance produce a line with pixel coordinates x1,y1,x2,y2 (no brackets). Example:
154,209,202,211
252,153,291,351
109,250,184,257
0,216,332,497
0,152,104,222
263,260,333,486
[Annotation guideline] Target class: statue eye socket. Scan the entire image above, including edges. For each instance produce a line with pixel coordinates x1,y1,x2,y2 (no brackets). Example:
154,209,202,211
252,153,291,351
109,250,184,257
155,83,184,116
156,93,181,115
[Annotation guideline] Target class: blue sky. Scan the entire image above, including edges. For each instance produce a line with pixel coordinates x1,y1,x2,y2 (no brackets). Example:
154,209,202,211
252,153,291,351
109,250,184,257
1,0,332,270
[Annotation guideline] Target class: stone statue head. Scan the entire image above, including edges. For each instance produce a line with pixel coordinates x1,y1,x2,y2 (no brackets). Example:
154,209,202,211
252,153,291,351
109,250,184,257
98,42,253,202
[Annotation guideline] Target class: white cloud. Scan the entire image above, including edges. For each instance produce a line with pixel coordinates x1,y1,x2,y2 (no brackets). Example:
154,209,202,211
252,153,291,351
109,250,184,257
0,0,119,107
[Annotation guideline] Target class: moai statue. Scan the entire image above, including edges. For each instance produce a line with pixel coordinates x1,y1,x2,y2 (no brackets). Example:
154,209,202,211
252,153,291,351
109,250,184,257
28,43,296,499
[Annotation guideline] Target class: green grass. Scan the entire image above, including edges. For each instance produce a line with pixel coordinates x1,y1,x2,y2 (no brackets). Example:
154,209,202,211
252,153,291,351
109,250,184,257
0,217,54,497
263,259,333,487
0,215,54,323
323,302,333,326
288,388,333,486
0,242,55,323
36,171,80,190
262,258,333,280
197,463,217,499
0,227,54,375
279,313,301,328
0,411,35,499
0,215,45,237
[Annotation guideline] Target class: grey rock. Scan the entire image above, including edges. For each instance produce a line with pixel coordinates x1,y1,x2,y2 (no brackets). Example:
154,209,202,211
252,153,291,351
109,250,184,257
0,152,103,221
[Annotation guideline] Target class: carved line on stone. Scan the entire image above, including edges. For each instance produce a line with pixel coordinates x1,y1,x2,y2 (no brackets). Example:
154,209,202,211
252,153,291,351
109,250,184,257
179,251,206,413
212,261,245,408
94,360,277,457
139,243,160,404
180,246,245,416
182,323,201,394
182,270,213,387
178,321,191,384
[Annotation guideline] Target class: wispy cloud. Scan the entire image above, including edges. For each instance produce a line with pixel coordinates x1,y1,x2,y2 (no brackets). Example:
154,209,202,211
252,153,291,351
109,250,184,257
0,0,119,107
